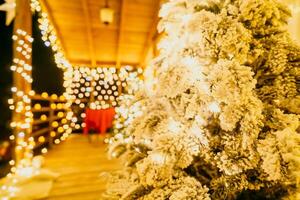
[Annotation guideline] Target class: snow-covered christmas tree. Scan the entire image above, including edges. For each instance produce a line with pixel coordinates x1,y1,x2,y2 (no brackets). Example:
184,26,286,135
107,69,144,158
111,68,144,138
105,0,300,199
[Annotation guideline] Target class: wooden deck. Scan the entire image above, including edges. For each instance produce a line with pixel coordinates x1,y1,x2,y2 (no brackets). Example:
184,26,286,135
44,134,121,200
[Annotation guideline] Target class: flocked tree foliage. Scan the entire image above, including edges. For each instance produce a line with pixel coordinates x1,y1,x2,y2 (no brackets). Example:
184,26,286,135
104,0,300,199
107,69,144,158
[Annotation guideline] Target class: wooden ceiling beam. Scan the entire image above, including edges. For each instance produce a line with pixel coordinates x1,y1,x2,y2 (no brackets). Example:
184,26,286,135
40,0,68,58
70,59,138,68
139,1,161,68
116,0,127,68
81,0,96,66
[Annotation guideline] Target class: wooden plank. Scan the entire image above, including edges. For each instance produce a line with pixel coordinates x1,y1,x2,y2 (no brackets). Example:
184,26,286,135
32,107,67,113
37,0,162,66
31,95,67,102
70,60,138,68
32,107,51,113
32,116,66,127
33,119,50,126
81,0,96,66
32,127,50,137
44,135,121,199
116,0,126,68
34,139,50,149
39,0,68,58
139,0,161,67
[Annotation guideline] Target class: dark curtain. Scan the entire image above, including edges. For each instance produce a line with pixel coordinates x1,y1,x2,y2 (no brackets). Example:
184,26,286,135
32,14,64,95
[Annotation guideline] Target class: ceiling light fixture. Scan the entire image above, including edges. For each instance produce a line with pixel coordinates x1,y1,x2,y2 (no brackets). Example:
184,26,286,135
100,0,114,25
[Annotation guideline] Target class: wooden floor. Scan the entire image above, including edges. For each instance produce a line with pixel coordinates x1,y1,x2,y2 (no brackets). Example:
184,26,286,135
44,134,121,200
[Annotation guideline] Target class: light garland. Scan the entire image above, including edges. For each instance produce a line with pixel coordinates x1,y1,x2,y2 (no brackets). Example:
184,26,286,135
109,96,144,144
10,30,33,83
70,66,119,107
31,0,71,70
2,28,36,199
3,91,72,198
106,68,144,145
67,66,144,130
7,29,34,167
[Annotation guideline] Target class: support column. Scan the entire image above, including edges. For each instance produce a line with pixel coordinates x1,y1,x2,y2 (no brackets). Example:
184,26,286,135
11,0,33,166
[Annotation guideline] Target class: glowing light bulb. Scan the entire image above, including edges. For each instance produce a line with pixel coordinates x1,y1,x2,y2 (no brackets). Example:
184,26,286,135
34,104,41,110
9,135,15,140
51,94,58,99
40,115,47,121
44,41,50,46
50,131,56,137
38,136,45,143
52,121,59,128
18,132,25,138
41,148,48,154
41,92,48,98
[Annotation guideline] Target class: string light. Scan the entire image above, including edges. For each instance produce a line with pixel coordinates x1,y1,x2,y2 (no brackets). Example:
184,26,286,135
106,68,144,145
30,0,74,148
8,29,34,165
10,30,34,83
66,66,144,130
2,28,37,199
31,0,70,70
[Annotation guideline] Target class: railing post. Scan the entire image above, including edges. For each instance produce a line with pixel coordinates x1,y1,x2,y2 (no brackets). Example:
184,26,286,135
48,98,55,148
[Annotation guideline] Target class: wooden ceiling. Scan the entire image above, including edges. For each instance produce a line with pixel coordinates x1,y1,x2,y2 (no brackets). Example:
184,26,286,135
41,0,161,67
39,0,300,68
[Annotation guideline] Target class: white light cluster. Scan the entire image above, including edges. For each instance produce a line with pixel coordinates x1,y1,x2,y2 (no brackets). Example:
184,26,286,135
8,29,35,167
69,66,119,109
105,68,144,144
67,66,143,130
11,30,33,83
31,0,71,70
112,96,144,134
3,28,37,199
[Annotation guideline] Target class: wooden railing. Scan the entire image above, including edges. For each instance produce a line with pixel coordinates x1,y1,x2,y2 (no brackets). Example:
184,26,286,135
31,94,71,152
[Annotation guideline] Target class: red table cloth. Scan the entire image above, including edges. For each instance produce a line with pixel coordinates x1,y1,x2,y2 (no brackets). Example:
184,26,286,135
83,108,116,135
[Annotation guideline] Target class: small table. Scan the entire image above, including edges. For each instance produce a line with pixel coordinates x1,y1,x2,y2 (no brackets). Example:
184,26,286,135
83,108,115,135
